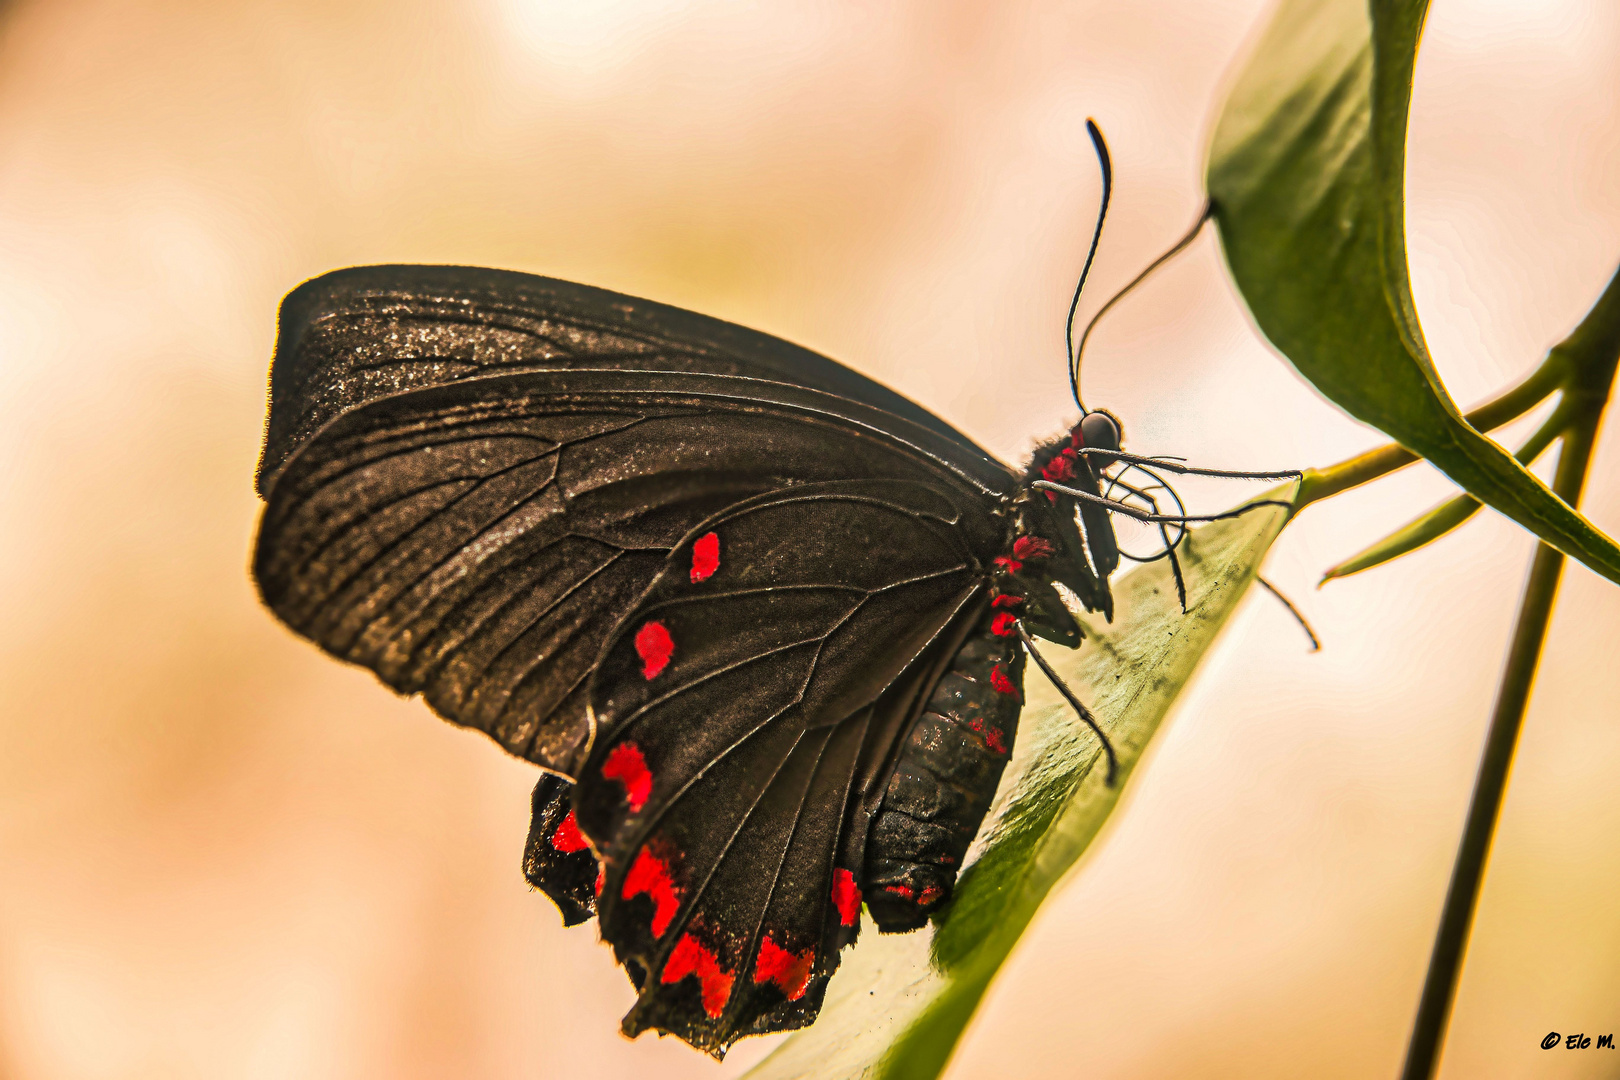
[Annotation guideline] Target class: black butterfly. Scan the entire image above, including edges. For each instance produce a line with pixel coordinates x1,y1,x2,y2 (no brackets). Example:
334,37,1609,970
251,125,1293,1057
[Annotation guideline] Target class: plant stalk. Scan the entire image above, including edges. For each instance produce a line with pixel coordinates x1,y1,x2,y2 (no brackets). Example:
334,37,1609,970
1397,402,1606,1080
1318,400,1576,584
1295,354,1568,510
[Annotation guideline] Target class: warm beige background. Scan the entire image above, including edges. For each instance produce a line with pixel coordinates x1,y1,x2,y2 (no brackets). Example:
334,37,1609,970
0,1,1615,1077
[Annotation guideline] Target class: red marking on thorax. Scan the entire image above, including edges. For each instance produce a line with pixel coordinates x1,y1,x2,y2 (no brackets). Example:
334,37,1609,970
753,935,814,1001
1041,452,1076,483
990,663,1020,699
634,620,675,679
992,594,1023,609
662,932,734,1018
602,743,653,811
690,531,720,582
1012,535,1055,560
990,612,1018,638
550,810,589,853
992,556,1022,574
831,868,861,927
622,846,682,938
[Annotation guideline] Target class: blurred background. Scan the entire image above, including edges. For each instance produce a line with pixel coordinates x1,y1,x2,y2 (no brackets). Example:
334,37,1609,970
0,0,1616,1077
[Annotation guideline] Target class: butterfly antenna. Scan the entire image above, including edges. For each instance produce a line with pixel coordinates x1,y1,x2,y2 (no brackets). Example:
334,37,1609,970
1255,575,1321,652
1066,118,1113,413
1017,624,1118,785
1071,201,1212,395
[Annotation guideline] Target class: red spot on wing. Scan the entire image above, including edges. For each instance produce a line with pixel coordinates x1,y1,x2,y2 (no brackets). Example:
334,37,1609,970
602,743,653,811
690,531,720,583
883,884,915,900
622,846,682,938
831,868,861,927
1013,535,1055,560
753,935,815,1001
594,867,605,897
634,620,675,679
550,810,589,853
662,932,734,1018
918,885,943,906
992,594,1023,608
990,612,1018,637
992,556,1023,574
990,663,1020,699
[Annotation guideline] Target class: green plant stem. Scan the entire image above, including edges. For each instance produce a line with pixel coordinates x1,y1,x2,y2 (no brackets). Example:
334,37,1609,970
1398,344,1616,1080
1318,401,1575,583
1295,354,1568,510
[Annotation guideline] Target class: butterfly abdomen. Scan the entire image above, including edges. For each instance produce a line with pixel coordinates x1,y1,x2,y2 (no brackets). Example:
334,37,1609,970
863,616,1025,932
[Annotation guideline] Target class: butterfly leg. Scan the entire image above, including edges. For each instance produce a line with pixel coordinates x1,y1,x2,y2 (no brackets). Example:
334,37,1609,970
1017,625,1118,786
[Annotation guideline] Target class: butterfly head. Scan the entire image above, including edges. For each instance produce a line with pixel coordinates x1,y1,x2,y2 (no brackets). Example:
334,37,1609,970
1074,409,1123,454
1023,408,1126,487
1011,410,1130,622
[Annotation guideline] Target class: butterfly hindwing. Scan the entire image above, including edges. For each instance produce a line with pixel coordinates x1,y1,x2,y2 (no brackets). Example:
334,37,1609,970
573,480,994,1054
523,773,599,926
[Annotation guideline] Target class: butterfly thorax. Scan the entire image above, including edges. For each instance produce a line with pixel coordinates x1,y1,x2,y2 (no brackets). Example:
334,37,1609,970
860,414,1123,930
1004,411,1125,630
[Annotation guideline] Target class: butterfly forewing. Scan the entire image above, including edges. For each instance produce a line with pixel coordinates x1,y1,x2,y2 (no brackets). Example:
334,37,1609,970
257,265,1007,495
255,365,1012,776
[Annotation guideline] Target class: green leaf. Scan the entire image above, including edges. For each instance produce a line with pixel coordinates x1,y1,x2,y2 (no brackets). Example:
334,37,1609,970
743,490,1294,1080
1321,491,1485,583
1205,0,1620,585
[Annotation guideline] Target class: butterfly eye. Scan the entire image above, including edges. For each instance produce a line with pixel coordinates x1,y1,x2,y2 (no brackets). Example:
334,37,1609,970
1079,410,1121,452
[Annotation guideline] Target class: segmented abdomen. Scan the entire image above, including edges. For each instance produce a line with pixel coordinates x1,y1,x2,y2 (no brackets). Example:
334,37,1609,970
862,615,1025,931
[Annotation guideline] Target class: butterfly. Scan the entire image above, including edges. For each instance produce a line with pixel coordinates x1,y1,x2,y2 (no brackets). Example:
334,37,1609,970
250,123,1294,1057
